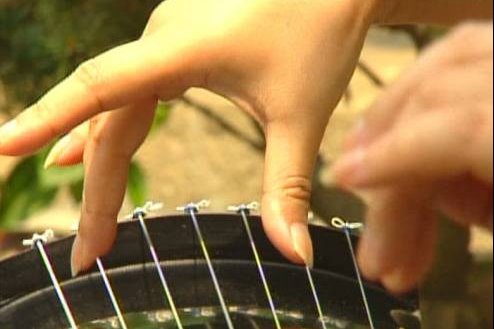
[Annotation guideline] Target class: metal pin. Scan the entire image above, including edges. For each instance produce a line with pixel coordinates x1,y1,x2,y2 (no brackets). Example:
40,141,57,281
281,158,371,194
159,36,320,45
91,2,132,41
178,201,235,329
23,230,78,329
132,202,184,329
96,258,128,329
332,218,376,329
227,202,282,329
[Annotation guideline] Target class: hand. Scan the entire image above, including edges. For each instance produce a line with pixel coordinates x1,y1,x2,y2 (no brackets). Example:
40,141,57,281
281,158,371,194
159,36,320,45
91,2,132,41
332,22,493,293
0,0,379,275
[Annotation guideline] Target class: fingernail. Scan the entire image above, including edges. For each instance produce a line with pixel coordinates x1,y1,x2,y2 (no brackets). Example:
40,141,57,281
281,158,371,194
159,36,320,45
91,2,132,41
290,222,314,268
0,119,18,141
70,235,83,277
344,119,369,151
382,270,411,295
331,148,368,187
44,135,71,169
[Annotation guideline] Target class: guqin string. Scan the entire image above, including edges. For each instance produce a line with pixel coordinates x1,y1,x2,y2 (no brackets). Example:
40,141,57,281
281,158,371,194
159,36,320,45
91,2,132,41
96,257,128,329
133,202,184,329
178,201,235,329
228,203,282,329
305,265,328,329
332,217,376,329
20,207,379,329
23,230,78,329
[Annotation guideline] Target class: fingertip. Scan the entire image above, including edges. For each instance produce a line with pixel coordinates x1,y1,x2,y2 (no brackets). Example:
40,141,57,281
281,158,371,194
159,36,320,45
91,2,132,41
0,119,17,141
382,269,419,295
44,134,85,168
44,135,72,169
260,196,309,266
70,235,84,277
0,119,27,156
290,222,314,268
54,139,85,167
71,214,118,276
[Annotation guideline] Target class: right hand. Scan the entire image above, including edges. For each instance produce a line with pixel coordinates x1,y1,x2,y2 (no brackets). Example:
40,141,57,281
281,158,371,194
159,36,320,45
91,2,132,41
0,0,379,275
332,22,493,293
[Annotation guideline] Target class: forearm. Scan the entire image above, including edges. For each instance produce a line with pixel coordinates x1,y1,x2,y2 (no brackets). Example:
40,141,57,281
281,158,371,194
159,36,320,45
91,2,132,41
375,0,493,25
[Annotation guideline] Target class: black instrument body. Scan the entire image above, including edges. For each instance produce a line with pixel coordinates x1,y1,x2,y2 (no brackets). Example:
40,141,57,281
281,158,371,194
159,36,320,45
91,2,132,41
0,214,416,328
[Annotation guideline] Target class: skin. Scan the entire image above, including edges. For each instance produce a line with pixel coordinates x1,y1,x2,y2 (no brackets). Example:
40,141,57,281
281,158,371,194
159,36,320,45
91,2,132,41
0,0,380,275
333,22,493,293
0,0,492,293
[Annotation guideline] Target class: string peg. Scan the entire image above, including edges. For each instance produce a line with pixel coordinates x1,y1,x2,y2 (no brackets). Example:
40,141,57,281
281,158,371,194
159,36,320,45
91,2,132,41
331,216,376,329
22,229,55,248
23,229,78,329
131,201,164,219
227,202,260,215
176,200,211,213
331,217,364,231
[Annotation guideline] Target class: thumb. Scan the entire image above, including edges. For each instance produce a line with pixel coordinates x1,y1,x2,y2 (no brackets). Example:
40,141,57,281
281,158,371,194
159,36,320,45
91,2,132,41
261,119,325,268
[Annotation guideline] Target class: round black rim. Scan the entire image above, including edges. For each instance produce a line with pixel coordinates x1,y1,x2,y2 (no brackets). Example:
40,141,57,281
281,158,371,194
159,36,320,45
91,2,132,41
0,214,416,329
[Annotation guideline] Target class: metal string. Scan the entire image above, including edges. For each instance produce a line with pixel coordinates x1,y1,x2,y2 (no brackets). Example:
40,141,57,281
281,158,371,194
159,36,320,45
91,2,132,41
180,202,235,329
305,265,328,329
332,218,376,329
135,210,184,329
232,204,282,329
96,258,128,329
25,233,78,329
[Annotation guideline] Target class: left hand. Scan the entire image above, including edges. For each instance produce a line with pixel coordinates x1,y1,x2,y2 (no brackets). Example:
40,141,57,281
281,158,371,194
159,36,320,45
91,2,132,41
0,0,379,275
332,22,493,294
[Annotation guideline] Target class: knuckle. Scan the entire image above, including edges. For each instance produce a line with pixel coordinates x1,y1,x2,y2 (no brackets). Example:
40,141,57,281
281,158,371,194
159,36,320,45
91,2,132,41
89,133,134,162
72,58,106,113
268,175,312,203
32,99,62,137
73,58,103,92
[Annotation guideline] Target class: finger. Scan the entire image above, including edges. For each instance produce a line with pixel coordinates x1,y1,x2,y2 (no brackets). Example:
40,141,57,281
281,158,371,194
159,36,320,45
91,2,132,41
332,111,474,188
261,118,327,267
71,98,156,275
358,186,437,294
44,122,89,168
0,34,200,156
342,46,440,151
435,175,493,230
344,26,479,152
343,80,408,151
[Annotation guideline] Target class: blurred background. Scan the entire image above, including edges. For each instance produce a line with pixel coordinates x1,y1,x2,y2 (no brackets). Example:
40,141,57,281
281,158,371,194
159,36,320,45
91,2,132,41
0,1,492,328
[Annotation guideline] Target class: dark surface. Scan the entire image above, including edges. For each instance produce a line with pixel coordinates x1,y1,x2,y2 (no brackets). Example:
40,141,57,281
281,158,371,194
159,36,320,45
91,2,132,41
0,214,416,328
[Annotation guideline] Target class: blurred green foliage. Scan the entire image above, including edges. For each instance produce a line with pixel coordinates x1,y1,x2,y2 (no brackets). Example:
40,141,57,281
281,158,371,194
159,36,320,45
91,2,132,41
0,0,160,105
0,0,169,228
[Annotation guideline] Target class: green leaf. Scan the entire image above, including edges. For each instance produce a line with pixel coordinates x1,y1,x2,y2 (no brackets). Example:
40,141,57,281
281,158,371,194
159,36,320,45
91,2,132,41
68,178,84,204
39,163,85,188
127,161,147,207
0,156,58,229
150,102,172,134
